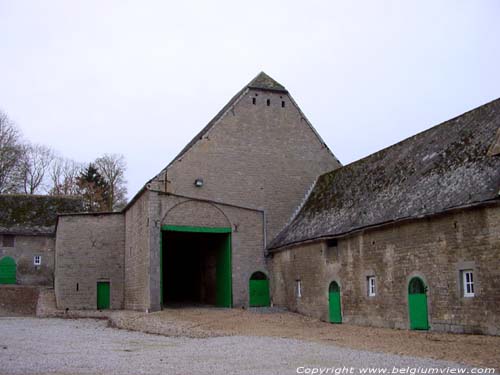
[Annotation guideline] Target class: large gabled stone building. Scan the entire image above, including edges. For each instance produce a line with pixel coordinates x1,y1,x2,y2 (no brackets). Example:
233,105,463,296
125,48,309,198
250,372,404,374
51,72,500,335
55,72,340,311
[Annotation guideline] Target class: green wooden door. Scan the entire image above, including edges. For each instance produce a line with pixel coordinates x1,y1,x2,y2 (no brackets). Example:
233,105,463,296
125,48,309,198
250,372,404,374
97,282,110,310
215,234,232,307
408,277,429,330
249,272,270,307
0,256,16,284
328,281,342,323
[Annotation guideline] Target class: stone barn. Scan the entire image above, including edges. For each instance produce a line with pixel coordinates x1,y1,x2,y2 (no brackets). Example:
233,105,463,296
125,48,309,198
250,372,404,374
53,72,500,335
268,98,500,335
54,72,340,311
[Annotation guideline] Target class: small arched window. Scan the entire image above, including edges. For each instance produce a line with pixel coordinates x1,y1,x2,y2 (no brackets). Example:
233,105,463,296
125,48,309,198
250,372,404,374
250,271,267,280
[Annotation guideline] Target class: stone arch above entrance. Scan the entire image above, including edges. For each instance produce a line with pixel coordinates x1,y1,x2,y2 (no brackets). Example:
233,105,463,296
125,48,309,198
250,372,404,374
162,200,231,228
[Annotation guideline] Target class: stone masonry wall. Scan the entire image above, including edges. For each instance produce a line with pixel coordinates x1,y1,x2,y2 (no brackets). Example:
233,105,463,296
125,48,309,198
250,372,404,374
124,191,151,310
270,204,500,335
153,194,266,308
156,88,340,243
0,235,54,285
55,213,125,310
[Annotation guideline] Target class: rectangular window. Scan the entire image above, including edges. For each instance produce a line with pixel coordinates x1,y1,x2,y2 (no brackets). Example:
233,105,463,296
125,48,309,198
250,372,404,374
325,239,339,263
367,276,376,297
34,255,41,266
2,234,15,247
296,280,302,298
463,270,474,297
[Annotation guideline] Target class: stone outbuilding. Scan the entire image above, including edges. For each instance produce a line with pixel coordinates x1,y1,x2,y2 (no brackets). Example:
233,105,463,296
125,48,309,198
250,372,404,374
269,98,500,335
54,72,340,311
0,194,83,286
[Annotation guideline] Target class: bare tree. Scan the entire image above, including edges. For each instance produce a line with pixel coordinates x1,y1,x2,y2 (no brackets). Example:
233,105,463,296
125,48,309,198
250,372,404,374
95,154,128,211
48,156,82,196
0,110,25,193
20,143,54,194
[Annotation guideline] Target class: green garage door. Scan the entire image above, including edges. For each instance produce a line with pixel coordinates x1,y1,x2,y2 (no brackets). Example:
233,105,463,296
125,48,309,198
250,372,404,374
249,272,270,307
408,277,429,330
97,281,110,310
0,256,16,284
329,281,342,323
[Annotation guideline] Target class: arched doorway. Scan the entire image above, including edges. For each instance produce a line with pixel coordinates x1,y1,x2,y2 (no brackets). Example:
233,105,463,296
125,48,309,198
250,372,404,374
328,281,342,323
249,271,270,307
0,256,16,284
408,277,429,330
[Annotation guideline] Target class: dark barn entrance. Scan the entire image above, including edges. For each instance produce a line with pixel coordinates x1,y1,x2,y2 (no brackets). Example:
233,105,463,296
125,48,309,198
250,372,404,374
161,226,232,308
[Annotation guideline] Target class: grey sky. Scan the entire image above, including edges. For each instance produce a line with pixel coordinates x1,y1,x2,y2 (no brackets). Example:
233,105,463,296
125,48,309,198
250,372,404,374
1,1,499,198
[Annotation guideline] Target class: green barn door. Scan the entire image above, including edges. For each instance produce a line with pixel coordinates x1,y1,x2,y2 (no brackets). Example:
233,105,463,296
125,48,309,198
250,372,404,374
249,272,270,307
329,281,342,323
0,257,16,284
97,281,110,310
408,277,429,330
215,234,232,307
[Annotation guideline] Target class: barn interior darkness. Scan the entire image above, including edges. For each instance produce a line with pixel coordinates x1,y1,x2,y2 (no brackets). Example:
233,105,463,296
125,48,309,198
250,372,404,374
162,231,227,306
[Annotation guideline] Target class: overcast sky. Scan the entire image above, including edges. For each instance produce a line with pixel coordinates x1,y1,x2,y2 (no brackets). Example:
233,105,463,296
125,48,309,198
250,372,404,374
1,1,499,197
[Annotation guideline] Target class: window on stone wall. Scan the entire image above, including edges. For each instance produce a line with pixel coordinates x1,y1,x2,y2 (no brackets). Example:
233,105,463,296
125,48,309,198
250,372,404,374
296,280,302,298
367,276,376,297
2,234,15,247
34,255,42,266
325,239,339,263
462,270,475,297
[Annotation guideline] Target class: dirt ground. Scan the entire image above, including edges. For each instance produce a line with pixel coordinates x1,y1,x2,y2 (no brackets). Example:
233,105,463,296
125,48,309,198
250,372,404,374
109,307,500,370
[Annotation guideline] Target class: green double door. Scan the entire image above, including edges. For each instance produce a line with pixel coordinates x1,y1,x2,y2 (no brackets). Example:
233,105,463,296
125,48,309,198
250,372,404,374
249,272,270,307
408,277,429,330
97,281,110,310
0,257,16,284
328,281,342,323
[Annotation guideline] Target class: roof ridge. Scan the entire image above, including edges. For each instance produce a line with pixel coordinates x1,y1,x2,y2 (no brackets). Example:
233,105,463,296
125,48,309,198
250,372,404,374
247,71,287,93
319,96,500,179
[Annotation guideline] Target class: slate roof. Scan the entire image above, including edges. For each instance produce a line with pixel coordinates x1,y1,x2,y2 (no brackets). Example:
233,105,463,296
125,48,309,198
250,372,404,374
269,98,500,250
164,72,287,170
0,194,84,235
247,72,287,92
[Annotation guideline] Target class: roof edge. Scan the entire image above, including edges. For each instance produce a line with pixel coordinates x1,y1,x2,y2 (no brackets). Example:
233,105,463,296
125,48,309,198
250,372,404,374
268,198,500,252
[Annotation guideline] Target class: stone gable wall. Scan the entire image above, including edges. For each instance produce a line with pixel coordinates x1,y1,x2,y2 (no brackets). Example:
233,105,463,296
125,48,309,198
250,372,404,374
55,213,125,310
158,89,339,242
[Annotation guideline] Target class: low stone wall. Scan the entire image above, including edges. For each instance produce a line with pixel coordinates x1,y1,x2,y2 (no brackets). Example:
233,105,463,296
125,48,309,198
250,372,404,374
0,285,39,316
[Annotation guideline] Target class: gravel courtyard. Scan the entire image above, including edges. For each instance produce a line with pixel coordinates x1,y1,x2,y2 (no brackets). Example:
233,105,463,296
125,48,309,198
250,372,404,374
0,317,479,375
